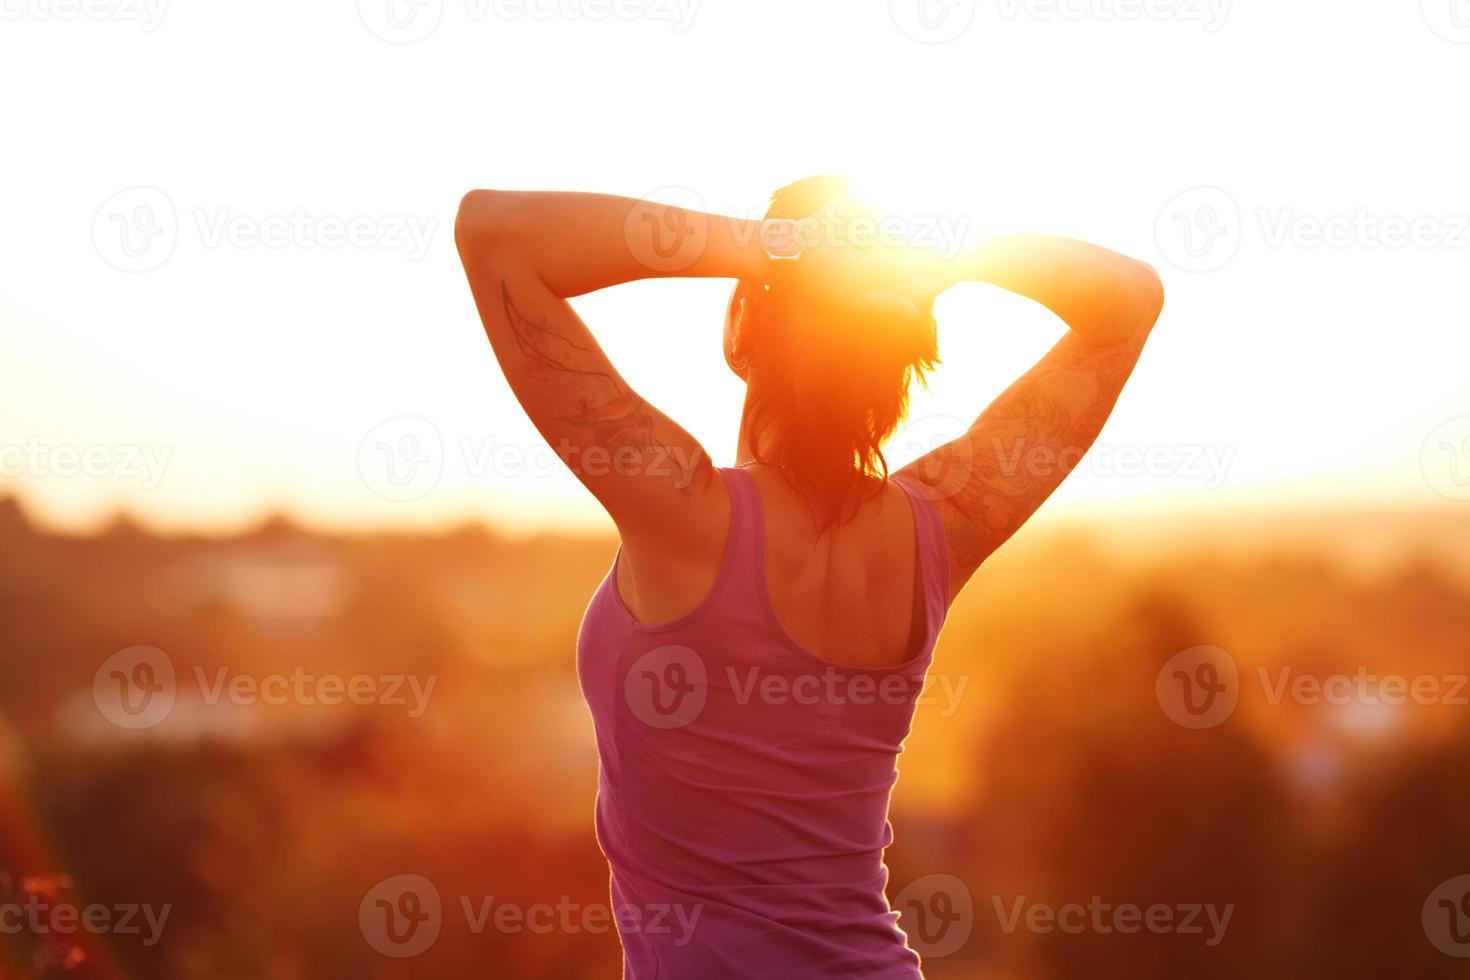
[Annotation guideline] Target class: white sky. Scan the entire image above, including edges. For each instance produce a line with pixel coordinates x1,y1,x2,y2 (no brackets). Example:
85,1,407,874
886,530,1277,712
3,0,1469,534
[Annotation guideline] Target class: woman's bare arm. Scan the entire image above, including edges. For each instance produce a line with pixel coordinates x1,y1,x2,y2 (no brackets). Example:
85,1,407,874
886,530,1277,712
456,190,769,298
453,190,770,551
899,234,1165,598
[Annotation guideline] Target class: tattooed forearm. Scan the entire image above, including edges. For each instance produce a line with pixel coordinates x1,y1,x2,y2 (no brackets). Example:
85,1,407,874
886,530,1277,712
906,328,1149,577
501,280,650,445
498,280,714,494
502,280,621,394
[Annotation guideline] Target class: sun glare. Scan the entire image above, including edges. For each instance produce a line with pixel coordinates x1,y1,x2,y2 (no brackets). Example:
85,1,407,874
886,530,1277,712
849,173,983,227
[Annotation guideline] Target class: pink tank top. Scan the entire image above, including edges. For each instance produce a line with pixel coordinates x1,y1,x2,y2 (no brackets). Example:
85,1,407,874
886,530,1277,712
576,467,951,979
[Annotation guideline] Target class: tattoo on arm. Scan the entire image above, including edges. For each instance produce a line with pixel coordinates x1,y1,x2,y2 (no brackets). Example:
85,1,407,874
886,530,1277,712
500,281,713,493
909,332,1146,574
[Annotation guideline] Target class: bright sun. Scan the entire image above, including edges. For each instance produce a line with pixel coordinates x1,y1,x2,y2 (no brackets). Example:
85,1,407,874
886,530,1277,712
849,172,984,224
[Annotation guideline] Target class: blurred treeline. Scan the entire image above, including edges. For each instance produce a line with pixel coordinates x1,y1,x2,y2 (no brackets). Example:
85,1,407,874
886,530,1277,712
1,494,1468,979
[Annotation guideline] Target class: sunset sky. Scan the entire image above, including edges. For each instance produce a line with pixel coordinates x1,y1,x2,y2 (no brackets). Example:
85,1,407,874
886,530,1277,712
4,0,1468,534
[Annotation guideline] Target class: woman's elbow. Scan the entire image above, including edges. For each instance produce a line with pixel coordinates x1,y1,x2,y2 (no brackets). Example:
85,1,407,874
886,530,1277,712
454,188,513,256
1132,260,1165,330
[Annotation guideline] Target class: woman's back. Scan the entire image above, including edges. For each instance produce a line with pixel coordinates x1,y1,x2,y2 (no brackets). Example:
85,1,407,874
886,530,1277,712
616,464,935,668
745,464,934,668
576,467,950,979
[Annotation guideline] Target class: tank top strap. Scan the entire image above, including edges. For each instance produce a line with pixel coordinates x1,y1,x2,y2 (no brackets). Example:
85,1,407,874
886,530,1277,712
715,466,769,604
892,476,954,641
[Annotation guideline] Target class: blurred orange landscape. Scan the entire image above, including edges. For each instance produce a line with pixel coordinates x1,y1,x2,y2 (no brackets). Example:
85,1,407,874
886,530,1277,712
3,495,1467,979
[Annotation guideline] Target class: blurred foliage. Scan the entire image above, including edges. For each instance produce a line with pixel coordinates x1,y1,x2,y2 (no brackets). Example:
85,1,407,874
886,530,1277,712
1,495,1468,979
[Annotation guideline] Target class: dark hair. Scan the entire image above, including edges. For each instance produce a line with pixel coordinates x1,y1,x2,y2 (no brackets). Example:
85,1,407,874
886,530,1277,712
737,176,939,530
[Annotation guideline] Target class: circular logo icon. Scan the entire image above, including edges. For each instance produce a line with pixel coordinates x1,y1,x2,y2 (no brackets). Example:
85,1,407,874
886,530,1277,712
1155,186,1241,274
1156,645,1239,729
357,0,444,43
1421,416,1470,502
624,645,708,730
1423,874,1470,957
1422,0,1470,43
889,0,977,43
623,186,710,274
360,874,443,957
358,416,444,502
93,186,178,273
893,873,974,958
93,645,176,730
890,414,974,501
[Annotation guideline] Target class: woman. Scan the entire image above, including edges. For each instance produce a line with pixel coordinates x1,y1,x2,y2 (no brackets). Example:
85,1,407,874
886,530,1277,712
455,177,1163,979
